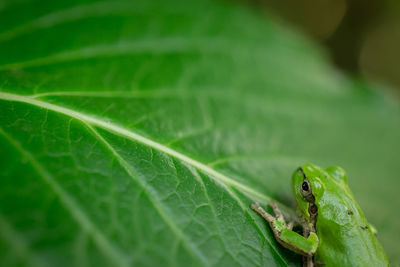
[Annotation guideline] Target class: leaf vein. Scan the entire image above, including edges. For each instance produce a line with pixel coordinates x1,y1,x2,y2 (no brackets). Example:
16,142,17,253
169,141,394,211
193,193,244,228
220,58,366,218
83,122,209,265
0,127,129,267
0,214,42,267
0,92,270,203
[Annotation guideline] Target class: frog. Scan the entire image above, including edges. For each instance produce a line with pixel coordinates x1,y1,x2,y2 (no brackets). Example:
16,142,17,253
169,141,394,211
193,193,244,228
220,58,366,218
251,163,389,267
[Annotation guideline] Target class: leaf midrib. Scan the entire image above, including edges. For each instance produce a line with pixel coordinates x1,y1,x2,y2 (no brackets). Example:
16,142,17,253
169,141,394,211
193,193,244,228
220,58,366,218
0,91,292,265
83,122,210,266
0,91,270,203
84,123,288,266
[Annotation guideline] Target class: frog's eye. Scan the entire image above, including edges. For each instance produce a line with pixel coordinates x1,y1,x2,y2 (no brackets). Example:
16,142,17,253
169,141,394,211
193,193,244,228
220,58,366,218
301,181,311,194
300,180,315,202
302,181,309,191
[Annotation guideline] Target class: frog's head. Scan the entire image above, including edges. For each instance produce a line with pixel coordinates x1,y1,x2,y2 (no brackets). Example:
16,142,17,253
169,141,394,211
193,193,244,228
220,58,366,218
291,163,326,222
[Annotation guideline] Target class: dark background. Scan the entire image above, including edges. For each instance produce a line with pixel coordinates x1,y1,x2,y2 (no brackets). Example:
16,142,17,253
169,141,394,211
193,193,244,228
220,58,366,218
243,0,400,96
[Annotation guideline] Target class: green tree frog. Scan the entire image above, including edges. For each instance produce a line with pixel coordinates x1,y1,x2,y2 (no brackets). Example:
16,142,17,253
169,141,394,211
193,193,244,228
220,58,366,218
251,164,388,267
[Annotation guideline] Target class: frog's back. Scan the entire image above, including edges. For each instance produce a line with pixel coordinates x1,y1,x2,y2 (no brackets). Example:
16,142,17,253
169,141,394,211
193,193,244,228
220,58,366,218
314,191,388,266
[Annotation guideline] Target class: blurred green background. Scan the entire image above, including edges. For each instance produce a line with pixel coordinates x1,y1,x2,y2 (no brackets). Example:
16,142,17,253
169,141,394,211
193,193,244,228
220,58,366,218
244,0,400,97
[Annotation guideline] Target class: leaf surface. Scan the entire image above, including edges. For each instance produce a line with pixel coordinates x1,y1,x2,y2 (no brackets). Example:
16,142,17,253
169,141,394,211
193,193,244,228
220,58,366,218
0,0,399,266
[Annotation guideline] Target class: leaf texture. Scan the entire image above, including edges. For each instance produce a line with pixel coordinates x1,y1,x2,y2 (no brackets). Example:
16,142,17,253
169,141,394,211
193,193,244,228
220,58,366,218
0,0,399,266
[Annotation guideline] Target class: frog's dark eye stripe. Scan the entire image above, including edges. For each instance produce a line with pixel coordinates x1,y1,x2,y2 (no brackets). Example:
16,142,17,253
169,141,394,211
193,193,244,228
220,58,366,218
309,203,317,214
298,167,306,179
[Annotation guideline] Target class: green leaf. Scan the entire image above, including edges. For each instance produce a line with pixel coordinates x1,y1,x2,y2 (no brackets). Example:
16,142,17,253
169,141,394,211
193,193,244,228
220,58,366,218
0,0,399,266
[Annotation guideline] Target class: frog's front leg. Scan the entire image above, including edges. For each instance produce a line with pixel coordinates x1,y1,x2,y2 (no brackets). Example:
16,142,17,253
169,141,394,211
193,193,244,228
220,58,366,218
250,202,319,258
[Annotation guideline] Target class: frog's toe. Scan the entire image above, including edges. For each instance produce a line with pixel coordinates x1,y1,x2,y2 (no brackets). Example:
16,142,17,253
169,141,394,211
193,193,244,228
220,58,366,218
250,202,260,210
269,200,285,222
